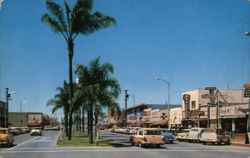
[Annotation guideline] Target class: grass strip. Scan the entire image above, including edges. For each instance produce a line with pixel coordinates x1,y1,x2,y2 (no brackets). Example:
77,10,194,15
57,131,122,147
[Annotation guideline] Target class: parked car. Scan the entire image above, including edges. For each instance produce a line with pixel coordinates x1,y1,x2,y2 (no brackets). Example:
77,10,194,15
200,128,230,145
30,127,43,136
176,129,190,141
160,129,176,143
19,127,30,134
130,128,164,147
128,127,140,135
9,127,22,136
0,128,14,146
187,128,204,142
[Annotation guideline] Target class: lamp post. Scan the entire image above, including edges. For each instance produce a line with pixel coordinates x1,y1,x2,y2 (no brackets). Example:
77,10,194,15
157,77,170,129
20,99,27,113
245,32,250,36
124,90,129,127
5,88,15,128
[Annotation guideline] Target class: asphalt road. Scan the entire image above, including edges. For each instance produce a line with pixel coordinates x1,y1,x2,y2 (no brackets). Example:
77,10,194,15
0,130,250,158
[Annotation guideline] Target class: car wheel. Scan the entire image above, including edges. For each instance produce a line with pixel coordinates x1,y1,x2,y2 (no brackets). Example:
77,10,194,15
131,141,134,146
138,143,143,148
170,141,173,144
218,140,222,145
225,139,230,145
203,142,207,145
9,141,13,146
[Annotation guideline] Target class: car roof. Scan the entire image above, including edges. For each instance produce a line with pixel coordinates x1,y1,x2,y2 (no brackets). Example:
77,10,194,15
138,128,160,131
0,128,9,131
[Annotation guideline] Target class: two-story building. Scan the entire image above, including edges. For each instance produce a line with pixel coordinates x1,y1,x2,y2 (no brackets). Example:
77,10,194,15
181,88,249,134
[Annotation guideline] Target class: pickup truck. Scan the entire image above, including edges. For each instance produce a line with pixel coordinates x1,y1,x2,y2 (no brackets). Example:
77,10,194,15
0,128,14,146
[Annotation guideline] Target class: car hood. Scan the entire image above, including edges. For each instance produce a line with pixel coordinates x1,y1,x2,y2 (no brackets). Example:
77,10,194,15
162,133,175,138
0,134,9,139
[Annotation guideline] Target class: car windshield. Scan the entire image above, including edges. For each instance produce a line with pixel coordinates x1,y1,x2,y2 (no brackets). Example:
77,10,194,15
144,130,161,135
0,130,7,134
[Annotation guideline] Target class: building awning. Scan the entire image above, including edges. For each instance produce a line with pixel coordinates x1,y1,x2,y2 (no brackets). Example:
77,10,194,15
219,115,246,119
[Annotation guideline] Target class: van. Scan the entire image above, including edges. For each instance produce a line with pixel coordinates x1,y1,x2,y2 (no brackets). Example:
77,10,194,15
188,128,204,142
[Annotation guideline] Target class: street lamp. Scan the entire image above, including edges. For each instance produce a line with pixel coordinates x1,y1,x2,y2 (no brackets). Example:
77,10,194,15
157,77,170,129
20,99,27,113
5,88,15,128
245,32,250,36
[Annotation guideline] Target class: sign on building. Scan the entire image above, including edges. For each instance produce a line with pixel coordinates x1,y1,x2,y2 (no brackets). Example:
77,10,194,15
28,113,42,127
244,83,250,98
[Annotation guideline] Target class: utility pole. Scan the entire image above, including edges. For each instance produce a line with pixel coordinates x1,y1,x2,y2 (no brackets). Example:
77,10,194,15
124,90,129,127
5,88,10,128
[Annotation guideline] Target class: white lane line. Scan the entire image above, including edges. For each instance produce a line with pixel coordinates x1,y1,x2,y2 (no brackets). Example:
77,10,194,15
9,136,41,150
2,149,250,153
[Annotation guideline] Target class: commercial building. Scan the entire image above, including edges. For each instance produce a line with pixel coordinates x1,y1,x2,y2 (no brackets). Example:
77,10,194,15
8,112,44,127
126,103,181,128
181,88,249,134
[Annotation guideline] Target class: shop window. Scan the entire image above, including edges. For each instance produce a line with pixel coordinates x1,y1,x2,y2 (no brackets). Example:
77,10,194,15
191,101,196,109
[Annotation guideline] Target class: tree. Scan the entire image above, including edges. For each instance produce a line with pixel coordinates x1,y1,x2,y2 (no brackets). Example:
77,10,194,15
47,81,70,136
75,57,121,143
42,0,116,140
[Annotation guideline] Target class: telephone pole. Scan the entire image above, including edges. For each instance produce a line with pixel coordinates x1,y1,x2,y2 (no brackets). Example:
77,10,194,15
5,88,10,128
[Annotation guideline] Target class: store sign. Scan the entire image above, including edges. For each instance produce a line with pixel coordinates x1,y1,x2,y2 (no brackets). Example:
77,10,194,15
143,109,151,116
127,113,136,123
244,89,250,98
220,104,248,117
28,114,42,127
186,110,204,119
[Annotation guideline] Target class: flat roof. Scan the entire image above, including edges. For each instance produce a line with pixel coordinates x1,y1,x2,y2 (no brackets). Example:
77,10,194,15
126,103,181,111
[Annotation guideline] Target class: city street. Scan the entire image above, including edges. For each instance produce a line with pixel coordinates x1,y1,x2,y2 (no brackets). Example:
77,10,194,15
0,131,250,158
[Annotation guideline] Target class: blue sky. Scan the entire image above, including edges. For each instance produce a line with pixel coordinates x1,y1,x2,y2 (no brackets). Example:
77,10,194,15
0,0,250,114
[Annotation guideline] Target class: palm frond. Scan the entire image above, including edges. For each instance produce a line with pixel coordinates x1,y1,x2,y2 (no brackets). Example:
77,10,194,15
46,0,67,32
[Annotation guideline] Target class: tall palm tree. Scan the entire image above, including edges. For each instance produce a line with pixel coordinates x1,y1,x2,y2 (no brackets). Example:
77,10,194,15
47,81,70,136
41,0,116,140
75,57,121,143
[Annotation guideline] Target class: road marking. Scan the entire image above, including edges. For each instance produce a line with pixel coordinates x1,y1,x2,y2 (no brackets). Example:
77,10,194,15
9,136,41,150
2,148,250,153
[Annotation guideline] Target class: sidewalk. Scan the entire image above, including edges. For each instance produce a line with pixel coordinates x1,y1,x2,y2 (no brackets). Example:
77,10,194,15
231,140,250,147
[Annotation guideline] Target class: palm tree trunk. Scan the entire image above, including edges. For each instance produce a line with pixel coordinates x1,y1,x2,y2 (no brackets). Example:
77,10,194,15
64,111,68,137
81,106,85,133
68,112,73,140
87,106,90,135
76,110,79,131
68,39,74,140
88,104,94,144
94,111,98,136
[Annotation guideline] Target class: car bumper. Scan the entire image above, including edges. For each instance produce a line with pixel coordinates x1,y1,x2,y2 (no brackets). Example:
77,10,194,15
0,139,13,144
200,139,217,143
142,141,165,145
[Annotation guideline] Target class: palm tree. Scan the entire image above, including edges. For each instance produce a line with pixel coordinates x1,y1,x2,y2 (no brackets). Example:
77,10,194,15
47,81,70,136
41,0,116,140
75,57,121,143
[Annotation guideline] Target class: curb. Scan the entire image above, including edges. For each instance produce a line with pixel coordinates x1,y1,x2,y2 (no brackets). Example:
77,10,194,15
231,143,250,148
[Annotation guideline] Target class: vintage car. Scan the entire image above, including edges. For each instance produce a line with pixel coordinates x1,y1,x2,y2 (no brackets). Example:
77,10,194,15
130,128,165,147
176,129,190,141
9,127,22,136
0,128,14,146
30,127,43,136
200,128,230,145
159,129,176,143
187,127,204,142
